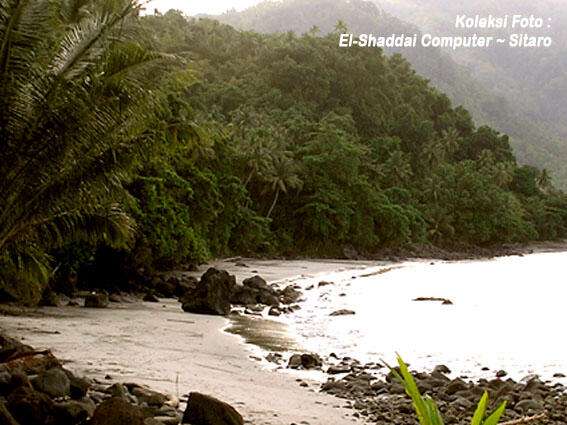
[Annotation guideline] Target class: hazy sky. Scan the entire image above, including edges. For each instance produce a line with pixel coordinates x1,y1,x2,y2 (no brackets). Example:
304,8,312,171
144,0,265,16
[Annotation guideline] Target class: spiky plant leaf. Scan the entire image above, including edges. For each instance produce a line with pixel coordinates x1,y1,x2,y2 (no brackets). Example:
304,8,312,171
424,396,445,425
384,354,431,425
471,392,488,425
482,401,507,425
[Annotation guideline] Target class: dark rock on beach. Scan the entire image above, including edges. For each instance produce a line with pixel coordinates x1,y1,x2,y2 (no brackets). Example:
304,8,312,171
495,369,508,378
90,397,144,425
288,353,323,370
3,350,61,375
320,360,567,425
129,384,169,406
278,285,302,304
0,332,194,425
327,365,352,374
174,276,198,298
432,364,451,375
177,267,311,316
143,293,160,303
68,372,90,399
231,275,279,306
413,296,453,305
84,292,109,308
268,306,281,316
31,366,71,398
54,398,96,424
181,268,235,315
7,384,57,425
329,309,356,316
182,392,244,425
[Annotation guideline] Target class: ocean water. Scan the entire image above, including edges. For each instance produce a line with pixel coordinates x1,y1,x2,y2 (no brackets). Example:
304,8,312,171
263,251,567,382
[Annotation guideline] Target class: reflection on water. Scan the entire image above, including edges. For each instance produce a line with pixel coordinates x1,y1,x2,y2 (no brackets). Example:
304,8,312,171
226,315,300,352
233,251,567,383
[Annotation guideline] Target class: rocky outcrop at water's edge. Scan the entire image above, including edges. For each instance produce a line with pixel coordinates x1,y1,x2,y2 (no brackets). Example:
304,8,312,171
180,267,304,316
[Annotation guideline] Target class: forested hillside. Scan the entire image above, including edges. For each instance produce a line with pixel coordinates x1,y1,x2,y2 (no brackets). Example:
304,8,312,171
375,0,567,183
138,14,567,256
207,0,567,189
2,1,567,303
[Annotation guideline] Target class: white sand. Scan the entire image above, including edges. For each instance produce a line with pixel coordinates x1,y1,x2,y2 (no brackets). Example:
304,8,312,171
0,259,381,425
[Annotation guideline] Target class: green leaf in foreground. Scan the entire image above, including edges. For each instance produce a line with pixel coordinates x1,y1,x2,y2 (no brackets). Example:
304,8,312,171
384,354,506,425
483,400,507,425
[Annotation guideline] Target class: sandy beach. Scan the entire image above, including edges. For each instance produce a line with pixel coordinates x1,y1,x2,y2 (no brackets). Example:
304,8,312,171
4,251,567,424
0,259,380,425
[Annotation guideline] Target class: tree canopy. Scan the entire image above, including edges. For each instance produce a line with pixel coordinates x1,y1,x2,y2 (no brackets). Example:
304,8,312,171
2,2,567,302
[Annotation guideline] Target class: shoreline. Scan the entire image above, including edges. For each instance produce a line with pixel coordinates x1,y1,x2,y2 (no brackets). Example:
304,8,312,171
2,246,567,424
172,240,567,283
0,279,366,425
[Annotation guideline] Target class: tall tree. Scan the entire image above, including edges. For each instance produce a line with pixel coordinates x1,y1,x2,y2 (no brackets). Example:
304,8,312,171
0,0,178,299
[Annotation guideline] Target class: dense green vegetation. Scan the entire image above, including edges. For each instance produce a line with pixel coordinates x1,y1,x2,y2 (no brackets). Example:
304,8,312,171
209,0,567,189
375,0,567,187
0,0,179,300
1,1,567,302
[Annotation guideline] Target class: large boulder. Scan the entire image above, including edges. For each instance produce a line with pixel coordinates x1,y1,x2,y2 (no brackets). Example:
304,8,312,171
182,392,243,425
278,285,302,304
174,276,198,298
31,367,71,398
7,384,57,425
231,275,279,306
181,268,236,316
154,278,177,298
90,397,144,425
54,397,96,425
67,372,90,399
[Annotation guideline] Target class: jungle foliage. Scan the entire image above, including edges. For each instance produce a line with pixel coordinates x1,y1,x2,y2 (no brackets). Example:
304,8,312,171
138,12,567,258
1,2,567,301
209,0,567,190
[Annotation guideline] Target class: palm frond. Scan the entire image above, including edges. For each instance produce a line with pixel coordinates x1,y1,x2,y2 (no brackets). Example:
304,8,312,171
0,0,181,297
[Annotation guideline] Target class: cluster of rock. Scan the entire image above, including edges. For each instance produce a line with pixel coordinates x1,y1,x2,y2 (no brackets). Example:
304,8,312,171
0,333,244,425
41,265,305,319
319,360,567,425
263,349,566,424
40,275,196,309
180,268,302,316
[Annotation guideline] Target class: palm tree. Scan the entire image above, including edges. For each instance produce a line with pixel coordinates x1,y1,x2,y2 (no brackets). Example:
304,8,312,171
491,162,514,188
439,128,460,159
422,140,444,168
262,152,302,218
423,176,443,204
477,149,495,170
0,0,179,296
386,150,412,187
536,168,552,193
241,137,276,188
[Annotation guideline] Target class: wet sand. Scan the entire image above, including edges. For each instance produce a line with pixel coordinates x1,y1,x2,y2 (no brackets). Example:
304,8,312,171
0,259,380,425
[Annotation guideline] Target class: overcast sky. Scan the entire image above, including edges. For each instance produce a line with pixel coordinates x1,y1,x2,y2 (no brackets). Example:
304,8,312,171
144,0,266,16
